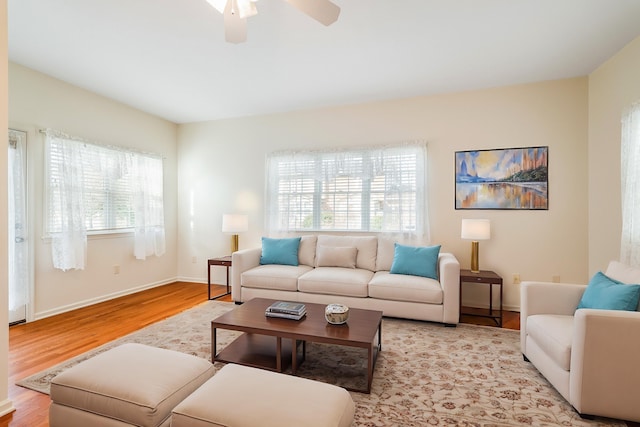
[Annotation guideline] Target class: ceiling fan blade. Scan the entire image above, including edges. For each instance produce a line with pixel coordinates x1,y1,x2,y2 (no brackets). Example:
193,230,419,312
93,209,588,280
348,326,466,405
224,0,248,43
284,0,340,26
205,0,227,14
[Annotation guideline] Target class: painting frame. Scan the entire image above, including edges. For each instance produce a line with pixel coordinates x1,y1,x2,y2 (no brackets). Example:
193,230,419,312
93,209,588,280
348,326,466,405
455,146,549,210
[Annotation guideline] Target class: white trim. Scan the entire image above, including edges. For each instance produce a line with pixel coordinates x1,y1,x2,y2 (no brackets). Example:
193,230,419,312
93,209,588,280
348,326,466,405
8,124,38,323
0,399,15,418
32,278,177,321
462,301,520,313
176,276,207,283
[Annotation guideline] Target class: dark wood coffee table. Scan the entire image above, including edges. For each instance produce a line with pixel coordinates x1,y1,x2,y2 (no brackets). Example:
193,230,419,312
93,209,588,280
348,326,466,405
211,297,382,393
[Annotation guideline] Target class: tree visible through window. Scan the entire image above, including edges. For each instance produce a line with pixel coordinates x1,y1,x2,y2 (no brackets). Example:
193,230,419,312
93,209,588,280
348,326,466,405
266,143,427,237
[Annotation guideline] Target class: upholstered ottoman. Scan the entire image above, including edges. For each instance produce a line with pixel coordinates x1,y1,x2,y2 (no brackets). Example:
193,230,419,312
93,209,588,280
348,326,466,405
49,343,216,427
171,364,355,427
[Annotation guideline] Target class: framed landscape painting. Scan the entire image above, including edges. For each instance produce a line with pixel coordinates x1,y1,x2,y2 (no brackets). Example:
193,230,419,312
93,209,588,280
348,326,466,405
455,146,548,210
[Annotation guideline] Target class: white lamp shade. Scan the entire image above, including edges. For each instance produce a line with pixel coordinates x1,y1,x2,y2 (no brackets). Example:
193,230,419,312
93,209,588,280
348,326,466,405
461,219,491,240
222,214,248,233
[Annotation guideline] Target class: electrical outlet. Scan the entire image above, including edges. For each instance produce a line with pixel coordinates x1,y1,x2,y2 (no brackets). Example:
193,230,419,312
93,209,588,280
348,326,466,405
191,256,198,264
513,274,521,285
552,275,561,283
113,265,120,275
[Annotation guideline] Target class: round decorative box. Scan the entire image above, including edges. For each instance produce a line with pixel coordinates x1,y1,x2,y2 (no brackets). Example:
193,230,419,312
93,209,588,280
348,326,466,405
325,303,349,325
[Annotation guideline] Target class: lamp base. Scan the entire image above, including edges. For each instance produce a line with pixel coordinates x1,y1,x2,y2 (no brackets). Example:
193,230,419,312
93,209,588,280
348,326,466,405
470,241,480,273
230,234,239,253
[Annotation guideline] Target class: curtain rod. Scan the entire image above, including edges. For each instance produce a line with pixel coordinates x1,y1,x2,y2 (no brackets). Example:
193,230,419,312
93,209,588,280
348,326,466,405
38,128,165,159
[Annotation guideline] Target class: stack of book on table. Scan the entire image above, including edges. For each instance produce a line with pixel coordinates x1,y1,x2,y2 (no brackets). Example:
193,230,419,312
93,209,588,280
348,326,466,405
265,301,306,320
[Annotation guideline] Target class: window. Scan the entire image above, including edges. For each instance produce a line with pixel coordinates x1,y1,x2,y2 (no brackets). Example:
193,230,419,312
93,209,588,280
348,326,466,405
266,143,427,237
621,101,640,267
45,130,165,270
47,141,136,233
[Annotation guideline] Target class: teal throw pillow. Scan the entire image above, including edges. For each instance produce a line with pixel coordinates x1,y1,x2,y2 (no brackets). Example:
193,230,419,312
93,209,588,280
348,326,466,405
259,237,301,266
389,243,441,279
577,271,640,311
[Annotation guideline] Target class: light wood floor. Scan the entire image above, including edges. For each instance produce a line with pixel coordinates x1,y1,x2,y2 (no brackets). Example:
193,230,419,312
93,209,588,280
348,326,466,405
0,282,536,427
1,282,210,427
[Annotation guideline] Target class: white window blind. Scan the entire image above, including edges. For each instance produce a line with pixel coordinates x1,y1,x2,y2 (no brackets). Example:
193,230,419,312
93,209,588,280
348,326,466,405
47,141,136,233
266,143,428,238
621,101,640,267
45,131,165,270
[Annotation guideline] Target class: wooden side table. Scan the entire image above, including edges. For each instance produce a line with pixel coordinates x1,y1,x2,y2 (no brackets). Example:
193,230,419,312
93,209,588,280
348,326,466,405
459,269,503,327
207,256,232,300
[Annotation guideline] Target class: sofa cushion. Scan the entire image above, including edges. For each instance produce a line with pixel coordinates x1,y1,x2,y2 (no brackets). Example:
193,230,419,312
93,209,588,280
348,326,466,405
606,261,640,311
526,314,574,371
298,235,317,267
316,245,357,268
390,244,441,279
606,260,640,284
577,271,640,312
298,267,373,297
260,237,301,266
317,235,377,271
369,271,443,304
376,237,396,271
242,264,313,291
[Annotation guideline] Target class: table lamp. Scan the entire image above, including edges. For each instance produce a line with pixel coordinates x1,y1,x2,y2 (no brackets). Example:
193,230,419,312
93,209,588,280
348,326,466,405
461,219,491,273
222,214,248,253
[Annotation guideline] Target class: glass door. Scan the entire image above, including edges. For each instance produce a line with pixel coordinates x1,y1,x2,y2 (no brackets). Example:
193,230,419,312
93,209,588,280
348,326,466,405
8,129,29,325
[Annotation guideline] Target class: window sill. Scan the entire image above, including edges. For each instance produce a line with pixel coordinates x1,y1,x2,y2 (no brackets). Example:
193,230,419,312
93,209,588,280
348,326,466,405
41,229,133,243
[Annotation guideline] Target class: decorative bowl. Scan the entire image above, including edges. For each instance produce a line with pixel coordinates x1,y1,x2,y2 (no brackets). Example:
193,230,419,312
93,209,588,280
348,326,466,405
325,303,349,325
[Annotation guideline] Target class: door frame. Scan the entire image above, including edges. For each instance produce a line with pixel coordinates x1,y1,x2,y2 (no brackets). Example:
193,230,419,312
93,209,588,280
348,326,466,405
8,126,34,324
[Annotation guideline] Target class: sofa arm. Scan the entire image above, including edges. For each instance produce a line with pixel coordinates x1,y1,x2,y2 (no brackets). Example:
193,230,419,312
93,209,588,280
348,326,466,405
570,309,640,419
231,248,261,302
439,252,461,324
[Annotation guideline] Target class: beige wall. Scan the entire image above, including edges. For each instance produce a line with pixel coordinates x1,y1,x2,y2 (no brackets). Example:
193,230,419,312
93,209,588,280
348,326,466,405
178,78,590,310
1,0,15,418
588,36,640,274
8,63,179,319
5,32,637,323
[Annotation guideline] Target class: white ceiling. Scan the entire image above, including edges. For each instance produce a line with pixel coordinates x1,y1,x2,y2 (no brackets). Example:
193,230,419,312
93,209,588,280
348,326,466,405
8,0,640,124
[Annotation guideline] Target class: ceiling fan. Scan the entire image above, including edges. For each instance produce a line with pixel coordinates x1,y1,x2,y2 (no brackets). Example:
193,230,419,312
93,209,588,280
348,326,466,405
205,0,341,43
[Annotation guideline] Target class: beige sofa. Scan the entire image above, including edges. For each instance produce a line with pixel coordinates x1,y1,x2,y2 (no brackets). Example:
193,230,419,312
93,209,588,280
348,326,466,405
520,261,640,422
231,235,461,325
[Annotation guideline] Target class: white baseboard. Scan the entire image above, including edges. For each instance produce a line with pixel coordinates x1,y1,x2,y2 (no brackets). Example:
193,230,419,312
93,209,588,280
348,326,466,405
0,399,15,418
176,276,206,284
33,277,178,321
463,302,520,312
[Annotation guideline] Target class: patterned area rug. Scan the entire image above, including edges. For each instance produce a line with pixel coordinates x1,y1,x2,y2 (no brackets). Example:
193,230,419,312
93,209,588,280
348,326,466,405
17,300,624,427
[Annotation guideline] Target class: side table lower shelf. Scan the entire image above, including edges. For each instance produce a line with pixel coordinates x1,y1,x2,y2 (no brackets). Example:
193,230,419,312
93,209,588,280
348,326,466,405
207,256,232,300
459,269,503,327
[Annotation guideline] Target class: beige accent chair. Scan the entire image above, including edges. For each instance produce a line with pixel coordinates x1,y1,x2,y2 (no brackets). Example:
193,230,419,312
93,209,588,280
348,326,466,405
520,261,640,422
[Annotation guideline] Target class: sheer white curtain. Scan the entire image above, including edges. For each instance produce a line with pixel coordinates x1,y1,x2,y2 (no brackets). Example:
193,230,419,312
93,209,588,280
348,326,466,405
8,130,29,310
621,101,640,266
45,133,88,271
132,155,166,260
45,129,166,268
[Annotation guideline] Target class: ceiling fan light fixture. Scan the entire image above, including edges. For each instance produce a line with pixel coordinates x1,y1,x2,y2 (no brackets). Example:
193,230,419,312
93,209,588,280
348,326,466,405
206,0,340,43
207,0,257,18
233,0,258,19
205,0,227,14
